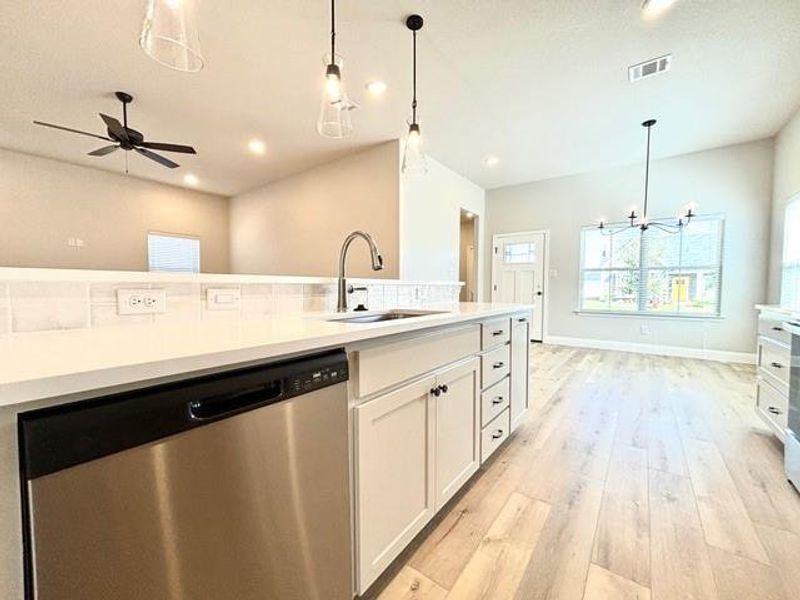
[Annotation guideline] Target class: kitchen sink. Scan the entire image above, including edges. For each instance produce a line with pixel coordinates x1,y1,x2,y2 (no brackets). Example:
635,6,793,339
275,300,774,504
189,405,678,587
326,309,448,324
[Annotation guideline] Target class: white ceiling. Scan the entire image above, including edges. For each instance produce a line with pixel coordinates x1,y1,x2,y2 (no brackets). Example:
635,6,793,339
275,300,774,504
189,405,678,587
1,1,799,196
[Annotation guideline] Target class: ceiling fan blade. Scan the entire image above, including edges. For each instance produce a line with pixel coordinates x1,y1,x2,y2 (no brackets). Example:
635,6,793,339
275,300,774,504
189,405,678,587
32,121,111,141
135,147,180,169
88,145,120,157
139,141,197,154
99,113,129,141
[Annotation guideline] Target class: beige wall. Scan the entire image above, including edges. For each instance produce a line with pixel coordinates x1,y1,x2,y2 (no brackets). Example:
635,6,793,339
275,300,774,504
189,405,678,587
400,155,486,294
487,139,774,354
229,142,400,279
768,106,800,303
0,148,230,272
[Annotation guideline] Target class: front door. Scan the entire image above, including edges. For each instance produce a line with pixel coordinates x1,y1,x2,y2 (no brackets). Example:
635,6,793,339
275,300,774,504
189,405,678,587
491,232,546,341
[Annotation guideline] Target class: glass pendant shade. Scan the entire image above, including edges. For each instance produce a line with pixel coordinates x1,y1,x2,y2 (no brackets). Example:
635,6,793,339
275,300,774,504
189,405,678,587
139,0,204,73
402,123,428,174
317,55,354,139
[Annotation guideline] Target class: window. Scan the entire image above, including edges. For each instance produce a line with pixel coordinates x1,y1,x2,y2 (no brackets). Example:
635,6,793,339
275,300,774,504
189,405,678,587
781,198,800,310
503,242,536,264
579,215,724,316
147,233,200,273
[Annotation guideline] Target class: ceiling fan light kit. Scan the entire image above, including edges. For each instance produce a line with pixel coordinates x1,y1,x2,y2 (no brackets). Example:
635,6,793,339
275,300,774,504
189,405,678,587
401,14,429,175
33,91,197,171
140,0,204,73
596,119,696,235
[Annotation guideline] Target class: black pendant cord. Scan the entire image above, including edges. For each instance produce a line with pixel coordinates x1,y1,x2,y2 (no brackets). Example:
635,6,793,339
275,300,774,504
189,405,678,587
330,0,336,62
643,122,652,221
411,29,418,125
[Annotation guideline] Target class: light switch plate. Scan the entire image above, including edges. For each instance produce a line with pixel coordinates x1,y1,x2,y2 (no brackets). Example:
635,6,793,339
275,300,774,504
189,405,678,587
206,287,241,311
117,289,166,315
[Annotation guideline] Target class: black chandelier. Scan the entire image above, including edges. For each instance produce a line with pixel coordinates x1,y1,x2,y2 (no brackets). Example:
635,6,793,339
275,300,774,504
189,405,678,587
598,119,696,235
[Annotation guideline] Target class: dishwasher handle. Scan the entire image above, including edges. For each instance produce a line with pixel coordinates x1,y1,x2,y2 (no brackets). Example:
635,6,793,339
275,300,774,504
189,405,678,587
189,381,284,421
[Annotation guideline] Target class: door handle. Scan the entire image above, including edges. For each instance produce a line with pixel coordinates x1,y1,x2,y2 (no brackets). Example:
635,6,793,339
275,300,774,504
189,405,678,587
189,382,283,421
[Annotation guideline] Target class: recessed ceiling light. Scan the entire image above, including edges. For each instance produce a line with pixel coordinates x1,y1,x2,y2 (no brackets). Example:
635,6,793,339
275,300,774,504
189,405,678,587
183,173,199,186
485,156,500,167
366,80,388,96
248,139,267,155
641,0,678,20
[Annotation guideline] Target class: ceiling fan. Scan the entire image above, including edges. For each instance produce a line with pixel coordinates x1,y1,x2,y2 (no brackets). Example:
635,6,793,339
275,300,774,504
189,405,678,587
33,91,196,169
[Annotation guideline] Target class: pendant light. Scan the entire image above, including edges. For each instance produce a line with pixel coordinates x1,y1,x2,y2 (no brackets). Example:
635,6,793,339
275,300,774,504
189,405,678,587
597,119,695,235
139,0,204,73
401,14,428,175
317,0,354,138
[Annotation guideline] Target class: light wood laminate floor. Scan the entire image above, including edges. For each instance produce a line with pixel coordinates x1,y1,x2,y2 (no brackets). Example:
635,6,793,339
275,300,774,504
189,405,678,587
375,345,800,600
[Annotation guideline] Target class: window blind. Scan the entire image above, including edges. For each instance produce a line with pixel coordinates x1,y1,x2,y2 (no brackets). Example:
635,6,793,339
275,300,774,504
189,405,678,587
147,233,200,273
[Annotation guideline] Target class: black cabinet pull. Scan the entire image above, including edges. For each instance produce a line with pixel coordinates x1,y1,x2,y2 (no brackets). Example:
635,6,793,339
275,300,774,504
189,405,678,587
492,330,504,336
492,396,504,405
439,384,449,394
771,361,783,369
431,387,441,397
517,317,527,323
492,429,504,440
767,406,782,415
493,362,505,369
772,326,784,332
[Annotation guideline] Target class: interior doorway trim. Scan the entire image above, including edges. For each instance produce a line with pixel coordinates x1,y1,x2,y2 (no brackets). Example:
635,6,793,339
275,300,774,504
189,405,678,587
491,230,550,341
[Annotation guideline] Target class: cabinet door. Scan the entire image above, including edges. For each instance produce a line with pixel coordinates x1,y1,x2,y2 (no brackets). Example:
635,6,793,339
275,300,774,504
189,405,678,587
434,358,480,510
355,377,436,593
510,315,531,432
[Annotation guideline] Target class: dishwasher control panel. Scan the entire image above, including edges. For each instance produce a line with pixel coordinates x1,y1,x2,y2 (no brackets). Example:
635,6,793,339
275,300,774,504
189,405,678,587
289,362,349,393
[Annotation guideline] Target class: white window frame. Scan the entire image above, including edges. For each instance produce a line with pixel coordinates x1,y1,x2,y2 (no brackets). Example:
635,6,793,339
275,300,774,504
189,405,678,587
576,214,725,319
781,194,800,310
147,231,201,273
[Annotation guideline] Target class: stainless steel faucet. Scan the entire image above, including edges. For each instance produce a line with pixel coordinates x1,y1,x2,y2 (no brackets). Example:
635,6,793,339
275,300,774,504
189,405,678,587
337,231,384,312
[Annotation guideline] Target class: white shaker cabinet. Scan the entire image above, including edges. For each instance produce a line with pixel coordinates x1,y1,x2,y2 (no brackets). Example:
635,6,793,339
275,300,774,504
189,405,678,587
432,358,480,510
510,314,531,432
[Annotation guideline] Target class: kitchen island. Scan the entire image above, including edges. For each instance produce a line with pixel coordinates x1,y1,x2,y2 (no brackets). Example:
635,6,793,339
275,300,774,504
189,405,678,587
0,302,532,599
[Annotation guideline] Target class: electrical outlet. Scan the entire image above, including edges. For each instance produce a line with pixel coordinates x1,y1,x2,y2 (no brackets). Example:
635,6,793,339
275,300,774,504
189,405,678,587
206,288,241,311
117,289,166,315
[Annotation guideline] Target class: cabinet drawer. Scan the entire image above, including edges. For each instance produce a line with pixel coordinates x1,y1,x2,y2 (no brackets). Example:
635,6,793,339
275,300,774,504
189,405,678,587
758,315,792,347
758,338,790,388
481,344,510,390
481,318,511,350
354,325,480,397
481,376,510,427
481,409,510,464
756,378,788,439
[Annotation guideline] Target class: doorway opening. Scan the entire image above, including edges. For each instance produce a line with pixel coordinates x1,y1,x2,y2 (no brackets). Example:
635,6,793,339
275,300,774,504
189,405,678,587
459,209,478,302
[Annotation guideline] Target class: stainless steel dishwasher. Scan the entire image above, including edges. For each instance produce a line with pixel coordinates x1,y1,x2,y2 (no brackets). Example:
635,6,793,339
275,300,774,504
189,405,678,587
18,349,352,600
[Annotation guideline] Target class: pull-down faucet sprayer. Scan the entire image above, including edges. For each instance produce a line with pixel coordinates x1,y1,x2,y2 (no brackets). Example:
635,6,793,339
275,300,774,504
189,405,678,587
337,231,384,312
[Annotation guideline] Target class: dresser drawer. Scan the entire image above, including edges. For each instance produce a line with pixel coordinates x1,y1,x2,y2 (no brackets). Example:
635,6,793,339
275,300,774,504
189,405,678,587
755,378,788,440
481,409,510,464
481,344,510,390
481,376,510,427
758,316,792,347
758,337,790,388
481,318,511,350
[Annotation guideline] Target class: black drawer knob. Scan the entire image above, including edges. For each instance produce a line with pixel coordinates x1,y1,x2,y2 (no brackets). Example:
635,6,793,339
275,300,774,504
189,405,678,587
771,362,783,369
431,387,441,397
768,406,782,415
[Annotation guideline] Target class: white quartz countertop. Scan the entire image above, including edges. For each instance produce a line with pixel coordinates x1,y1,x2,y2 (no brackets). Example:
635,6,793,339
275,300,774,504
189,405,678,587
0,303,531,409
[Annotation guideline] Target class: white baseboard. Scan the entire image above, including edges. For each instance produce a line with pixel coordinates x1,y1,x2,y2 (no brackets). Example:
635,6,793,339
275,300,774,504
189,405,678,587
543,335,755,365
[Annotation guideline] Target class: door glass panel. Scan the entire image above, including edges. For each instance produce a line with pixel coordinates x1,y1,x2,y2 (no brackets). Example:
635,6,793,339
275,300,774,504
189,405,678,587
503,242,536,264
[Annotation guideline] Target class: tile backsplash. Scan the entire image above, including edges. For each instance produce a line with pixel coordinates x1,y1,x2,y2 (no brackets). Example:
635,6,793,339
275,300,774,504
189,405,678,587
0,275,462,335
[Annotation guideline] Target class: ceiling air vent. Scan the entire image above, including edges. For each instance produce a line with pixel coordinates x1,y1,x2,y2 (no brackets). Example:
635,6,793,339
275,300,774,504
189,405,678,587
628,54,672,83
